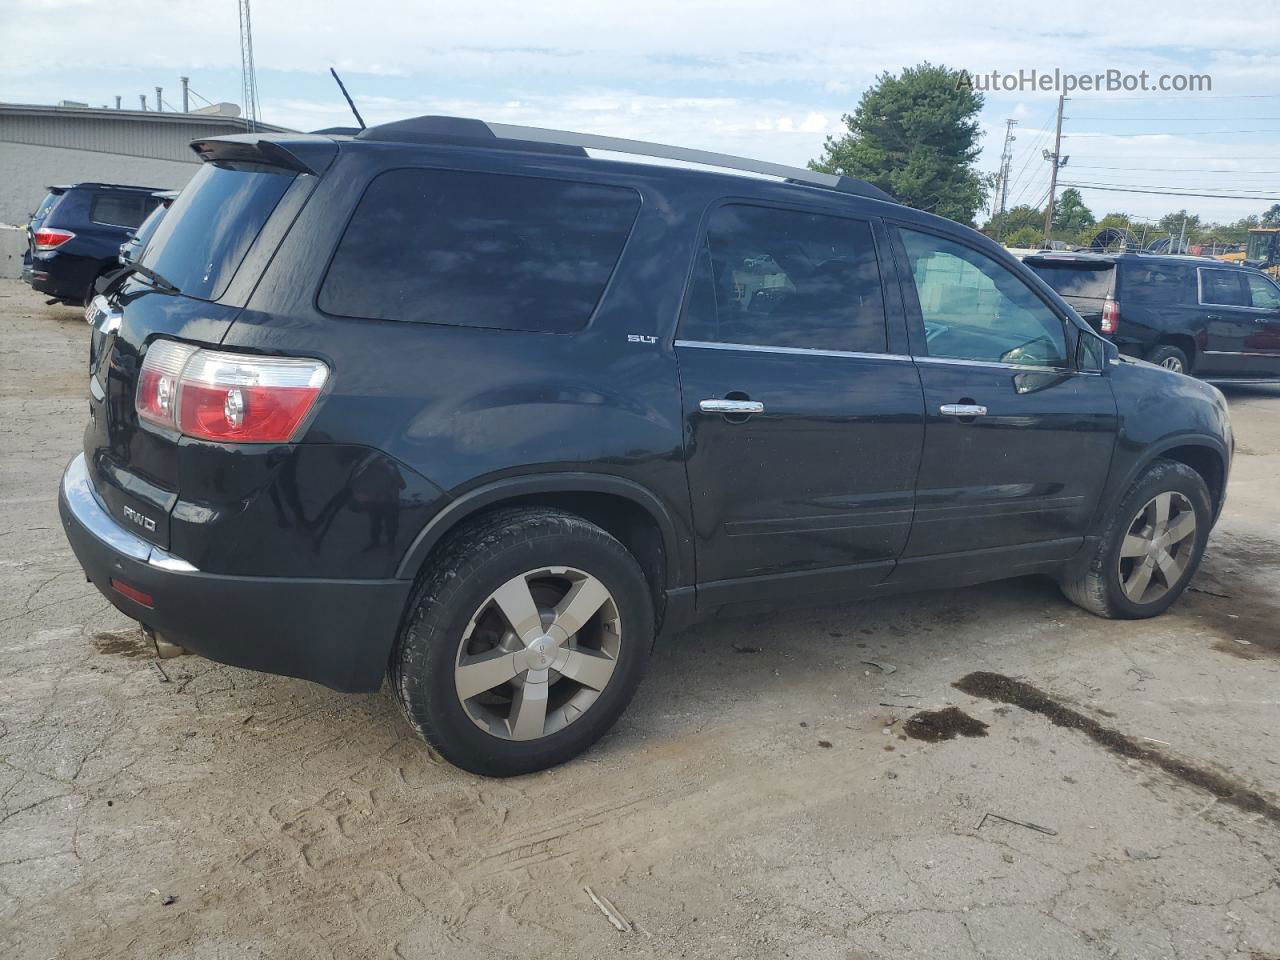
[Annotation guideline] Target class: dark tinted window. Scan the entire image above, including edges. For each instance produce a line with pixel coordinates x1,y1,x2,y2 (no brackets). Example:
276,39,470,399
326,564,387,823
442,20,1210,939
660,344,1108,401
90,193,147,228
319,169,640,333
1119,262,1193,303
141,163,295,301
679,204,887,353
1199,269,1248,307
1026,262,1113,301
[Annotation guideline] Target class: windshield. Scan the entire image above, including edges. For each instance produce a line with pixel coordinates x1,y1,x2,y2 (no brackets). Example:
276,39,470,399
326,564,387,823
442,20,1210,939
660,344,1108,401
1026,263,1114,301
140,163,296,300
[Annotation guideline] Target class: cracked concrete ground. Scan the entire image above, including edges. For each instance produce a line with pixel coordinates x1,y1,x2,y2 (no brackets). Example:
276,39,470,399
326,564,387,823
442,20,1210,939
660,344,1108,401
1,277,1277,959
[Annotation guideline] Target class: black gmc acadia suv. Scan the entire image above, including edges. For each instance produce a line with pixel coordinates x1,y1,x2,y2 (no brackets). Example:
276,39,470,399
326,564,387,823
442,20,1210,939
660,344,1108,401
61,117,1233,776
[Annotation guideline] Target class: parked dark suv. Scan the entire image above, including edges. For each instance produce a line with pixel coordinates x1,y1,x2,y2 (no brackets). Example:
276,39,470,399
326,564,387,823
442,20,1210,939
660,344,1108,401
60,118,1232,776
1024,251,1280,380
22,182,166,305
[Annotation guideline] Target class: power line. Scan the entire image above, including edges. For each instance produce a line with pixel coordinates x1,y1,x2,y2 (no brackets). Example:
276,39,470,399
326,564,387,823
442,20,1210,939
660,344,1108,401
1004,108,1056,203
1070,164,1280,175
1069,116,1280,121
1067,178,1278,193
1065,129,1280,137
1061,182,1280,201
1071,93,1280,101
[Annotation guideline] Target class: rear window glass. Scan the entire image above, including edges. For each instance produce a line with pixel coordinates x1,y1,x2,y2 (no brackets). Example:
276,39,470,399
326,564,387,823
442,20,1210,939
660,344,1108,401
140,163,296,301
90,193,148,228
318,169,641,332
32,191,63,224
1026,263,1113,300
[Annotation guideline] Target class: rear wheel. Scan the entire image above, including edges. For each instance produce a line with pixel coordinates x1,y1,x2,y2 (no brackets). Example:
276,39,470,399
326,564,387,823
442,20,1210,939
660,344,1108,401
1147,344,1189,375
391,508,652,776
1059,459,1211,619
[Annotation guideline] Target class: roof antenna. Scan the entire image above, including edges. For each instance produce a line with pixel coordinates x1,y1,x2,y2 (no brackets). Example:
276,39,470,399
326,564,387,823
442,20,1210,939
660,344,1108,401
329,68,366,130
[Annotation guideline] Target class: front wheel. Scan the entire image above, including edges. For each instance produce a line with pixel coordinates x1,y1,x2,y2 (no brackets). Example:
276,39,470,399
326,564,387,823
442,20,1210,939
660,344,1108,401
391,507,653,776
1059,459,1212,619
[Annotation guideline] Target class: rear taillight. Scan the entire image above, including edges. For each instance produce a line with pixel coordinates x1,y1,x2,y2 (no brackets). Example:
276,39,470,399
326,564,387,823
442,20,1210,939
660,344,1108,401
33,228,75,251
136,340,328,444
1101,297,1120,334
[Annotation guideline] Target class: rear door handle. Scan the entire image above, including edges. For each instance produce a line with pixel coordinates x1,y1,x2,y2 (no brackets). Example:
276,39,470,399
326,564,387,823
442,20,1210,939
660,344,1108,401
700,398,765,415
940,403,987,417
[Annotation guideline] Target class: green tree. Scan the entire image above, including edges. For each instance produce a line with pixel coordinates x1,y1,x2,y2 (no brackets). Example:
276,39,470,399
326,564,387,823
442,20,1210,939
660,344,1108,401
1052,188,1094,234
1005,226,1045,249
810,62,987,225
1262,204,1280,226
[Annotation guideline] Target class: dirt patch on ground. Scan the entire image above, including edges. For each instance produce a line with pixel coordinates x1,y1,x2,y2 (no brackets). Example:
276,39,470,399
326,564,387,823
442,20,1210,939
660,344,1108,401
93,631,151,659
956,671,1280,826
903,706,988,742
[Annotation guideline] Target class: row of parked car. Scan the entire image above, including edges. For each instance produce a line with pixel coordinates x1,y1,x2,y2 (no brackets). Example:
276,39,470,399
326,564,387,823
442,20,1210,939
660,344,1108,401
22,182,176,306
34,119,1258,775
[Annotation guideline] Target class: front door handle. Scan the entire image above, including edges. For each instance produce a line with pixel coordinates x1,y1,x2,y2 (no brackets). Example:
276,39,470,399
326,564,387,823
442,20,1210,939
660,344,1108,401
700,398,765,415
940,403,987,417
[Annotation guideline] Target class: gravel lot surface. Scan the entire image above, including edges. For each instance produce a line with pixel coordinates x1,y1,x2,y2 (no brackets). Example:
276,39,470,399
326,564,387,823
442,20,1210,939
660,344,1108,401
2,278,1277,959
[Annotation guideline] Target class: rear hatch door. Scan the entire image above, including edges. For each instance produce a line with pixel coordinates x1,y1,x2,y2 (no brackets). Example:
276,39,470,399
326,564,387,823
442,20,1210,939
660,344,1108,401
87,156,308,548
1024,256,1115,330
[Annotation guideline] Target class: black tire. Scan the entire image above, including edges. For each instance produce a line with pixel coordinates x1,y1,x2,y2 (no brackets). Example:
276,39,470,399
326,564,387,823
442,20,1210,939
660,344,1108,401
390,507,653,777
1147,344,1189,375
1059,459,1212,619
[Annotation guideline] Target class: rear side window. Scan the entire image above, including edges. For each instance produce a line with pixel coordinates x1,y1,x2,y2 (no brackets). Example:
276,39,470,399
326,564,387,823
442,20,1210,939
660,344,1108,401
140,163,296,301
319,169,641,333
90,193,147,228
1026,263,1114,301
1245,273,1280,310
679,203,888,353
31,191,63,224
1199,269,1249,307
1119,262,1193,303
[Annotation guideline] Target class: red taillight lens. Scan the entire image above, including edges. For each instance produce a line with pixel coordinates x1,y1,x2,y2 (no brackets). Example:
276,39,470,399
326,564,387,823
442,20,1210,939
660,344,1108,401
33,228,75,251
135,340,328,444
1101,298,1120,334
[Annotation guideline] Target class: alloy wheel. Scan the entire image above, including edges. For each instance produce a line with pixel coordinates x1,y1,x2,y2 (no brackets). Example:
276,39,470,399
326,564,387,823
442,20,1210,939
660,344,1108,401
454,567,621,741
1160,356,1184,373
1117,491,1197,604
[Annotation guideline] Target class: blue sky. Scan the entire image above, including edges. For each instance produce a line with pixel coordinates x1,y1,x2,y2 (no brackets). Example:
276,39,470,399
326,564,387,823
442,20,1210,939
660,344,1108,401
3,0,1278,224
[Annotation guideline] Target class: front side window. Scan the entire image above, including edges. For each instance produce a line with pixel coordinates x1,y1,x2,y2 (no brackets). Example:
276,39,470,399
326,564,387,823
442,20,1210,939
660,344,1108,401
899,228,1068,367
1199,269,1249,307
1245,273,1280,310
319,169,641,333
679,203,887,353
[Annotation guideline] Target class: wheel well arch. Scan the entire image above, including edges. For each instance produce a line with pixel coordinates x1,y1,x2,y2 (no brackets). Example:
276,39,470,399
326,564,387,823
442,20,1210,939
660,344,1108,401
1154,334,1197,370
1158,442,1226,517
396,474,684,604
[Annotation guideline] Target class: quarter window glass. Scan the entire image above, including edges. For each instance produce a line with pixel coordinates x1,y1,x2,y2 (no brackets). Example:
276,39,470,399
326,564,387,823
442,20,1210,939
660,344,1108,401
899,229,1067,367
90,194,145,228
1200,269,1249,307
319,169,640,333
1245,273,1280,310
680,204,887,353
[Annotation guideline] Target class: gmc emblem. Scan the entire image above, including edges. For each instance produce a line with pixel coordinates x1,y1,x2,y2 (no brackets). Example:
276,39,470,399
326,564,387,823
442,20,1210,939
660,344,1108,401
122,505,157,533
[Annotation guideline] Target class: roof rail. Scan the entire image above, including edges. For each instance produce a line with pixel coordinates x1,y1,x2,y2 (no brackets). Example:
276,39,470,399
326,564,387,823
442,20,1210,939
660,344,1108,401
356,115,895,203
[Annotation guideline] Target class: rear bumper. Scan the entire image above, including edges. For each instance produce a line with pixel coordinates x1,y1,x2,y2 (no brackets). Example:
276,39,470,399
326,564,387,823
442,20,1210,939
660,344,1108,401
59,452,410,692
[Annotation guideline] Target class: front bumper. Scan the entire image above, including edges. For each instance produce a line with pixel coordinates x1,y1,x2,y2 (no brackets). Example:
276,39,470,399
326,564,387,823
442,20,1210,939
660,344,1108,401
59,453,411,692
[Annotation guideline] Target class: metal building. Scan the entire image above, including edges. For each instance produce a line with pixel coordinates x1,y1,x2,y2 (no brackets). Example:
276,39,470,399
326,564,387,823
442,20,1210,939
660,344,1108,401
0,102,290,278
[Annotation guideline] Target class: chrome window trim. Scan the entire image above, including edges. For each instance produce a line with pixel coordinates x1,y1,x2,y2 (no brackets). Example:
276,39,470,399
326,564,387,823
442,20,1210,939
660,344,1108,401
673,339,911,362
1203,349,1280,358
912,355,1074,374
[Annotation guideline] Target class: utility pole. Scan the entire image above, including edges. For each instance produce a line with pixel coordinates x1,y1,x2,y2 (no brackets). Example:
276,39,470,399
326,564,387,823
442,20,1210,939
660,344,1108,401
994,119,1017,242
1042,94,1068,247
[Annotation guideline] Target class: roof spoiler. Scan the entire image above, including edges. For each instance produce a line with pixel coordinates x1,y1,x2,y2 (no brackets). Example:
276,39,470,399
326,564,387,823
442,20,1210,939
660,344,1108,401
189,136,338,176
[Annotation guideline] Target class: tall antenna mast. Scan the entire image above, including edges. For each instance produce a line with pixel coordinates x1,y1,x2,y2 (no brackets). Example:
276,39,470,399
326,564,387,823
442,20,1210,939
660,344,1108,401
238,0,261,131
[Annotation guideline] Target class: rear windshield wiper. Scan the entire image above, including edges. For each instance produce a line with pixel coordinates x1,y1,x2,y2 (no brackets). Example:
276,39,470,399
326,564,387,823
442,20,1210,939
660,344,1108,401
119,261,181,295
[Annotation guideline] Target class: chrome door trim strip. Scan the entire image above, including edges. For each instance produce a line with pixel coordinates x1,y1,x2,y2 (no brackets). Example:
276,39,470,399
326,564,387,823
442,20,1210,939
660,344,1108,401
674,339,912,362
